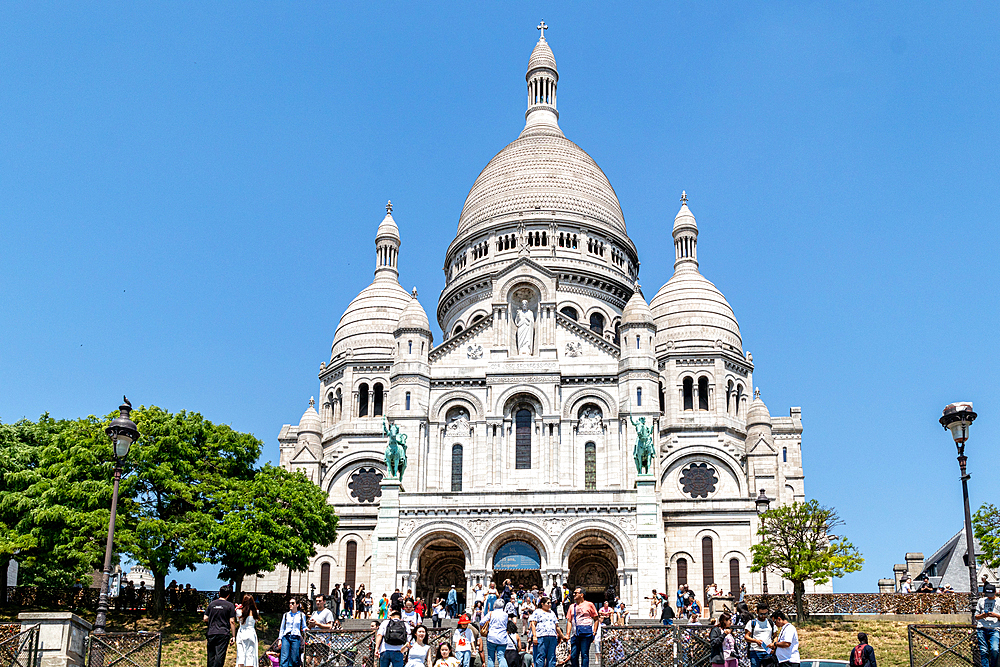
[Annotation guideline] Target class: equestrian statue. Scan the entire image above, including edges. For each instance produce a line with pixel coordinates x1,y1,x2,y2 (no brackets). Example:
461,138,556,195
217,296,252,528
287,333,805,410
630,414,656,475
382,418,408,481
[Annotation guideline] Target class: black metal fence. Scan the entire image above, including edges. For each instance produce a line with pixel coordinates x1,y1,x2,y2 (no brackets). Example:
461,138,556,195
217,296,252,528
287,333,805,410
600,623,720,667
908,624,979,667
301,627,470,667
0,624,39,667
86,632,162,667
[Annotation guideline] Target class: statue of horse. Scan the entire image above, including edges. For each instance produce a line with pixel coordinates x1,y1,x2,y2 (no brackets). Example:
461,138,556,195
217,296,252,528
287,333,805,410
383,418,408,481
630,415,656,475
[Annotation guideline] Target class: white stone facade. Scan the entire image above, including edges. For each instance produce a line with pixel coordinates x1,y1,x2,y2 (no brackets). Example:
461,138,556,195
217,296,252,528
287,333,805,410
246,29,826,608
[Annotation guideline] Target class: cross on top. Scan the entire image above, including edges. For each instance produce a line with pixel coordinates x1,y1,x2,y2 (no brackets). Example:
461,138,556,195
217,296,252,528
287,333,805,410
386,200,392,214
537,20,548,38
680,191,688,205
754,387,761,399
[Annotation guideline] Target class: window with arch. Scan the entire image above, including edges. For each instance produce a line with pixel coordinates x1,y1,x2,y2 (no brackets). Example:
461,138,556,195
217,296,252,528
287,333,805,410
613,321,620,345
345,541,358,590
698,377,710,411
735,384,744,415
636,387,642,406
584,442,597,490
471,314,484,324
372,382,384,417
515,408,532,469
358,383,369,418
659,382,665,414
589,312,605,336
453,324,464,336
729,558,740,596
451,444,463,492
336,388,342,421
405,391,411,411
320,562,330,596
560,306,578,321
702,537,715,598
783,447,787,463
683,377,694,411
677,558,688,587
726,380,734,414
408,340,412,354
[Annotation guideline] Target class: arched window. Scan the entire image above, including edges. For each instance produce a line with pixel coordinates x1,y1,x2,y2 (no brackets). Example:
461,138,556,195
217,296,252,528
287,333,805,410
589,312,605,335
636,387,642,406
683,377,694,411
451,444,463,492
677,558,688,587
472,314,484,324
345,541,358,589
372,382,384,417
726,381,734,414
735,385,744,415
584,442,597,490
358,383,369,418
405,392,411,411
659,382,665,414
453,324,464,336
320,562,330,596
613,321,620,345
729,558,740,596
698,377,710,411
408,340,412,354
783,447,787,463
560,306,578,321
702,537,715,599
515,408,532,469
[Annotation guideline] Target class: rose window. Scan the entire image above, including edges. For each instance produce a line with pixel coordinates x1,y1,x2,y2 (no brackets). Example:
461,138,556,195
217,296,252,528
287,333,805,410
348,467,384,503
680,463,718,498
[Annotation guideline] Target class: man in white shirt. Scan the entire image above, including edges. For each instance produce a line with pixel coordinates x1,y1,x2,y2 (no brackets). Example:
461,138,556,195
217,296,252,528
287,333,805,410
308,595,335,630
768,611,799,667
975,583,999,667
744,604,775,667
901,578,912,594
401,599,422,634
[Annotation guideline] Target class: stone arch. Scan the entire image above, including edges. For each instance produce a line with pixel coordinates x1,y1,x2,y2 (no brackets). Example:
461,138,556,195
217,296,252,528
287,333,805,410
496,385,550,416
556,522,634,568
400,523,477,573
560,524,631,605
562,388,617,420
431,391,485,423
480,524,552,572
496,273,551,304
324,451,385,494
660,449,748,498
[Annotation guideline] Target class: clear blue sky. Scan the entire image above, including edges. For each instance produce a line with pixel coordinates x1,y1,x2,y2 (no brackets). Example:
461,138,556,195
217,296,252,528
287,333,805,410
2,3,998,593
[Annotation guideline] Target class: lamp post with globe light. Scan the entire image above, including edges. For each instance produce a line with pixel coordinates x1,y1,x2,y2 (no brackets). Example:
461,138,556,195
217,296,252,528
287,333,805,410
938,402,979,624
755,489,772,596
93,398,140,635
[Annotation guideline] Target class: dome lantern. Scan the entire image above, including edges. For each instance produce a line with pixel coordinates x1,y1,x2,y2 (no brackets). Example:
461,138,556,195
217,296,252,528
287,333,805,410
522,21,562,138
375,200,400,281
673,191,698,272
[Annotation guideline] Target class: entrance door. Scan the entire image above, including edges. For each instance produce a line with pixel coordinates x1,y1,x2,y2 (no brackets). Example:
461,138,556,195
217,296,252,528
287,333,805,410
568,538,618,606
493,541,542,598
418,538,467,611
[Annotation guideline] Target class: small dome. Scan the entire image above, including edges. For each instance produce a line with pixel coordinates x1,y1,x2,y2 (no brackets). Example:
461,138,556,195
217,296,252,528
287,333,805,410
528,37,556,73
651,271,742,351
621,290,653,327
376,209,399,243
299,397,322,434
331,279,412,360
673,202,697,234
396,291,431,333
746,389,772,429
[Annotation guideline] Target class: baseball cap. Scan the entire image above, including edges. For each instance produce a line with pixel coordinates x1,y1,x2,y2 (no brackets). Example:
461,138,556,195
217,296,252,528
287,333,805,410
984,583,997,595
458,614,471,623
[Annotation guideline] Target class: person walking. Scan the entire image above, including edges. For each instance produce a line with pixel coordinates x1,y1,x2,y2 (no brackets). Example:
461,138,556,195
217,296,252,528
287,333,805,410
356,585,368,619
975,584,1000,667
709,613,733,667
452,615,476,667
481,601,511,667
204,585,237,667
566,588,598,667
375,609,409,667
849,633,877,667
448,585,459,619
768,611,799,667
235,595,260,667
485,583,498,614
279,598,309,667
405,625,431,667
744,603,775,667
530,596,564,667
331,584,342,620
432,599,445,629
380,594,389,620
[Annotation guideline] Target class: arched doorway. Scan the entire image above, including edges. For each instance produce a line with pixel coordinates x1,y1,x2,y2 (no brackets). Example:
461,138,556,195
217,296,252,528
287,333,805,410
418,537,466,611
493,540,543,592
568,537,618,606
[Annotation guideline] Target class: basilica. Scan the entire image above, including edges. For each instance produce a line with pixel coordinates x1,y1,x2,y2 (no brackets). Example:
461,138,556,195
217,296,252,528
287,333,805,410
249,27,820,609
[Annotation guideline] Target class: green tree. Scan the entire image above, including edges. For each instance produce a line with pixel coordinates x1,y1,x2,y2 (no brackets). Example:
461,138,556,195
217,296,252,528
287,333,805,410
210,464,339,595
0,415,119,587
750,499,863,621
974,503,1000,568
117,406,261,616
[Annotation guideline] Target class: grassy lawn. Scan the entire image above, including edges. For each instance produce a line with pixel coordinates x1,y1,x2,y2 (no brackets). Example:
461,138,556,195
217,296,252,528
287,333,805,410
799,620,912,667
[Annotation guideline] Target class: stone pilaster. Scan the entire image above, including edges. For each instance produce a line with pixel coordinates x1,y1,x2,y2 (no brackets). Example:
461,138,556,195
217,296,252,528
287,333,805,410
371,478,402,597
635,473,665,610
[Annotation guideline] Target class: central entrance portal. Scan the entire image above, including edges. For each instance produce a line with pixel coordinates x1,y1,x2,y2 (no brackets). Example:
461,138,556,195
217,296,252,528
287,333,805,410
418,537,466,610
493,540,543,592
568,538,618,606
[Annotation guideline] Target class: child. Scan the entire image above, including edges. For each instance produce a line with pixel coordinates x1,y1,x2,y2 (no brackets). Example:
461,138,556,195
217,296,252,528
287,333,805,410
433,642,460,667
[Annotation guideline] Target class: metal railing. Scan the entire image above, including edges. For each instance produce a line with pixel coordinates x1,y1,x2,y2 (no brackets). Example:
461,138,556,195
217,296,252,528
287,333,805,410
600,623,721,667
0,624,39,667
302,627,470,667
743,593,975,615
3,586,313,615
86,632,162,667
908,625,979,667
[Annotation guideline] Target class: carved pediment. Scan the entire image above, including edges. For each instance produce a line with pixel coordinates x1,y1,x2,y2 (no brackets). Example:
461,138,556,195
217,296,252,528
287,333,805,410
747,435,776,455
556,312,621,361
429,317,494,365
291,444,319,463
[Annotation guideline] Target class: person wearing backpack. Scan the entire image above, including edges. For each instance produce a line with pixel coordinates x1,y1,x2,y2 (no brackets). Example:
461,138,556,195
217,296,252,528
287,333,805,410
376,609,410,667
743,603,776,667
849,633,876,667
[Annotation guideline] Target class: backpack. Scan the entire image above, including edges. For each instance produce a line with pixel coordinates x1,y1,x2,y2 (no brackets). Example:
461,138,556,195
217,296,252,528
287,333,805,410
852,645,866,667
384,619,408,645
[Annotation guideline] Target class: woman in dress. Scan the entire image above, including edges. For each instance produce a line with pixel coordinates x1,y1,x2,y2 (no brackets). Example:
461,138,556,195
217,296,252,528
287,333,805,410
379,594,389,620
235,595,260,667
405,625,430,667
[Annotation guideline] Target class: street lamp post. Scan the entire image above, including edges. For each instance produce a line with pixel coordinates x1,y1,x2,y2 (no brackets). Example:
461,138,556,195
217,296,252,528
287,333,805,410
93,397,140,635
939,402,979,625
755,489,772,596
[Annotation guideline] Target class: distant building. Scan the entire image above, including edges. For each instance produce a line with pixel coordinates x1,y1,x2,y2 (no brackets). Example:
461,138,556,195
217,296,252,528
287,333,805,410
879,529,999,593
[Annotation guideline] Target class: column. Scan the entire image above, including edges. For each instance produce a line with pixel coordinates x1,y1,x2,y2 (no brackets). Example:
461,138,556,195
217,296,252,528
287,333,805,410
371,478,402,602
635,473,666,614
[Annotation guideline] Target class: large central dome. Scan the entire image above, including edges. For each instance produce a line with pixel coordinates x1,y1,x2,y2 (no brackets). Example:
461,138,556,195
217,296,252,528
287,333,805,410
456,133,626,237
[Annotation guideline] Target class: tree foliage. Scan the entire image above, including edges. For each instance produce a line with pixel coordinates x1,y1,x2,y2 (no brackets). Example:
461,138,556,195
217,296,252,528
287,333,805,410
750,499,863,620
210,464,339,594
974,503,1000,568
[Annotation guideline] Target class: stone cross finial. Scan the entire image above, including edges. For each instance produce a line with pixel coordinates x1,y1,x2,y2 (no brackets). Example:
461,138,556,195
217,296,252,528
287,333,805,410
386,200,392,214
537,20,548,38
754,387,760,399
411,287,418,297
309,396,315,408
680,191,688,205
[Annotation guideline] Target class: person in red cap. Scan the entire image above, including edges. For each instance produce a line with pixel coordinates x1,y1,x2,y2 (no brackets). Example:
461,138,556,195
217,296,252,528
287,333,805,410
452,614,477,667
